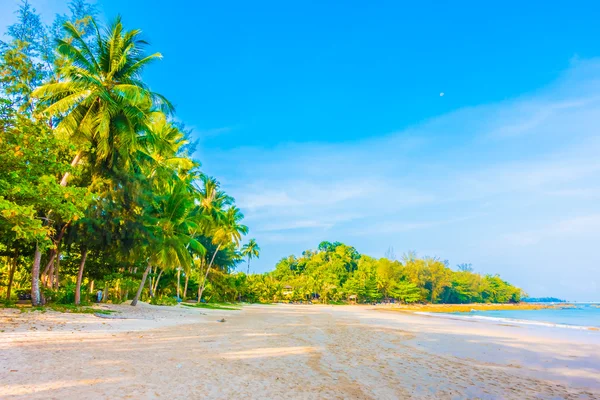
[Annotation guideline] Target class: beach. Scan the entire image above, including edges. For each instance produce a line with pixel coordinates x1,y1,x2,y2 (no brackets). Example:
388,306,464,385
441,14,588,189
1,304,599,399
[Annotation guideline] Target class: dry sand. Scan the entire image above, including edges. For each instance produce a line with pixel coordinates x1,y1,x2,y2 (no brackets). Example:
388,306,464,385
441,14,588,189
1,303,599,399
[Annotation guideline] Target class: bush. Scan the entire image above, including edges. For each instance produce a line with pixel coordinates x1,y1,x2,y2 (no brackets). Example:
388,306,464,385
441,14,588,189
149,295,178,306
42,283,78,304
1,299,17,308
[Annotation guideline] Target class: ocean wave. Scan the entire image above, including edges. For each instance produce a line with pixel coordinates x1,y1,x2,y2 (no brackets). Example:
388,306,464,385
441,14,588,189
415,312,599,331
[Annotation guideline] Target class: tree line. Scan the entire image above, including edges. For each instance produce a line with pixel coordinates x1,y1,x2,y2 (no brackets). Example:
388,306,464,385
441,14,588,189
0,1,257,307
236,241,524,304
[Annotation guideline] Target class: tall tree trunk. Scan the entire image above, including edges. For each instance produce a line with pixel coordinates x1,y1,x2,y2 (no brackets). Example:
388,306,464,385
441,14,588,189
131,262,152,306
152,269,163,297
41,250,56,287
247,256,250,275
102,282,108,302
177,267,181,299
148,266,154,298
198,244,221,303
183,274,189,300
47,258,55,289
6,252,18,301
60,150,83,186
53,249,60,290
40,221,69,288
31,243,42,306
115,279,121,303
89,280,94,294
74,249,88,305
197,260,205,302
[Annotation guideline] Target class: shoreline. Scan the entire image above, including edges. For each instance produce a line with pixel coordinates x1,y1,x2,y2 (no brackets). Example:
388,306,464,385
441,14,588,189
380,302,554,313
377,302,600,332
414,311,600,331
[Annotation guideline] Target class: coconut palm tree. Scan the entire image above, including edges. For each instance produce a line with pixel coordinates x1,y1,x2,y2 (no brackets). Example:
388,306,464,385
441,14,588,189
197,205,248,302
131,178,205,306
196,175,233,221
241,238,260,275
32,16,171,180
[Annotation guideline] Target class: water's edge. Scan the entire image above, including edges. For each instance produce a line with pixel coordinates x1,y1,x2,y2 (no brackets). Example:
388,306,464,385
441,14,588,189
416,311,600,331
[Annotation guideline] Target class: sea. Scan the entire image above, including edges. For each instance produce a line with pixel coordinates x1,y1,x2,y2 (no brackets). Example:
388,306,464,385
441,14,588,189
437,303,600,330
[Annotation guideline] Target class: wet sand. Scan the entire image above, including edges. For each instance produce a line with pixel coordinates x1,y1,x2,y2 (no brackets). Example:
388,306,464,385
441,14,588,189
1,303,599,399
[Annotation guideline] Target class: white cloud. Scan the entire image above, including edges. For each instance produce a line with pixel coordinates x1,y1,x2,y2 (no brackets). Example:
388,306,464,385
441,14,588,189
500,214,600,248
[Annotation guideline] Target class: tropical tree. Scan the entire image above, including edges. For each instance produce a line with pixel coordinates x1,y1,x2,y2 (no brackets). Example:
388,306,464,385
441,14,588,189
197,205,248,302
131,179,205,306
241,238,260,275
32,16,171,182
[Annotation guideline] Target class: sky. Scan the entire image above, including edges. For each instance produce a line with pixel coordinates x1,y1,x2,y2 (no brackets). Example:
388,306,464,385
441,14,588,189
2,0,600,300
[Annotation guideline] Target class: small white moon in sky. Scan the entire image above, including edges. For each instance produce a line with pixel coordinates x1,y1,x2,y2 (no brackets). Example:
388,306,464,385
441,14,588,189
440,92,445,97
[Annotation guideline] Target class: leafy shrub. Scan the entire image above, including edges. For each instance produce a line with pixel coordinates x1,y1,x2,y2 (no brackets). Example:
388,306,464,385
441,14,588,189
149,296,178,306
42,283,79,304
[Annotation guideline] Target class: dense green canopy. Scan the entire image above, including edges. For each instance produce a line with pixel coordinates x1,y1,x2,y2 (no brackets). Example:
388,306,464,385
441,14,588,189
0,1,247,307
235,241,524,304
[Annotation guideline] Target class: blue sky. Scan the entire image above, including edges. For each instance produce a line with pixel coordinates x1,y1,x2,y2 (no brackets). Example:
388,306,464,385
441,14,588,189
2,1,600,300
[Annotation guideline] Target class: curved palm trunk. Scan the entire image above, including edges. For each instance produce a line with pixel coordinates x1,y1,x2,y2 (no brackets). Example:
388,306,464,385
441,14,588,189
183,273,189,300
75,249,88,305
31,243,42,306
41,251,56,287
41,223,69,288
198,244,221,303
152,269,163,297
148,266,154,298
60,150,83,187
131,262,152,306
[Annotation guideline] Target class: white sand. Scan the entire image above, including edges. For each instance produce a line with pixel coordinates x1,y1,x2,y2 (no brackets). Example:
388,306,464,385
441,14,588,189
1,303,599,399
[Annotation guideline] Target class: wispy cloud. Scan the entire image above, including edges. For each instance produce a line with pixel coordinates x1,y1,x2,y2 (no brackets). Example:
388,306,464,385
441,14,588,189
502,214,600,247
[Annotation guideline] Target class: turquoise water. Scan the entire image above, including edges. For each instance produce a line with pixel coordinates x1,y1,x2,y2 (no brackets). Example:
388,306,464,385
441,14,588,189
444,304,600,329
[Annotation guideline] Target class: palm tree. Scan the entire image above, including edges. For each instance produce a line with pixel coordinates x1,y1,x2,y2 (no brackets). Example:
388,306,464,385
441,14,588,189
241,238,260,275
33,16,171,180
197,205,248,302
131,178,205,306
30,17,170,306
196,175,233,220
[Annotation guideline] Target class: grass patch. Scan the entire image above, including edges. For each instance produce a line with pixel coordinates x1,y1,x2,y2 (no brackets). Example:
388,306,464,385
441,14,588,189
19,304,116,314
181,302,241,310
20,306,46,313
0,300,18,309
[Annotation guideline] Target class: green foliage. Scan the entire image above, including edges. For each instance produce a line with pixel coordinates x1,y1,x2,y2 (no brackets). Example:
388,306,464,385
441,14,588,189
389,281,421,304
149,295,178,306
42,283,78,304
243,242,524,305
1,299,18,308
0,5,250,308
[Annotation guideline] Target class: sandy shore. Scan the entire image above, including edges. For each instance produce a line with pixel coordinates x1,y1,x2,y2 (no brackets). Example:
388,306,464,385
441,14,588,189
1,303,599,399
